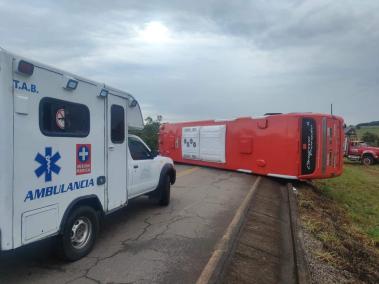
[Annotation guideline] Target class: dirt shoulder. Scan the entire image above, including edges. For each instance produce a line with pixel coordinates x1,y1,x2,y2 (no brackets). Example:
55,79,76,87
296,182,379,284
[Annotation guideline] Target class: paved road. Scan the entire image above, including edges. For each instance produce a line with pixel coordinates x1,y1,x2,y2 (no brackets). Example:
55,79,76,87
0,165,257,284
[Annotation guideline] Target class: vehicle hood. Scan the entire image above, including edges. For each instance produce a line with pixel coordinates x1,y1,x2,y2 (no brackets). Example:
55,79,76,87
156,155,174,165
365,146,379,153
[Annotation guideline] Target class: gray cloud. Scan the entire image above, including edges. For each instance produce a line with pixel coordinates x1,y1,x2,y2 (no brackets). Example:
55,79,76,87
0,0,378,124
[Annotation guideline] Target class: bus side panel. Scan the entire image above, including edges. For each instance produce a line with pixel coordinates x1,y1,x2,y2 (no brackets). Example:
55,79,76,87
0,51,14,250
160,117,299,177
160,114,344,180
12,63,106,248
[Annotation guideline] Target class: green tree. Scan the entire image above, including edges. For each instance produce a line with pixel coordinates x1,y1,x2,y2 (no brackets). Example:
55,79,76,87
361,132,379,147
129,116,162,151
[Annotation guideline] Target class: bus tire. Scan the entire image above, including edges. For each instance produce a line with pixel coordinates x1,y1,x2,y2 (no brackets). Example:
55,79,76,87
159,175,171,206
362,155,374,166
57,206,99,261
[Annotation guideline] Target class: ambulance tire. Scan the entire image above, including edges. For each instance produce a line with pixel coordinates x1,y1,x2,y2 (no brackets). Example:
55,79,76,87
159,175,171,206
58,206,99,261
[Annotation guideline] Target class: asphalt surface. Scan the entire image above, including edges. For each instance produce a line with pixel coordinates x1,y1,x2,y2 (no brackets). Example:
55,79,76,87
0,165,256,284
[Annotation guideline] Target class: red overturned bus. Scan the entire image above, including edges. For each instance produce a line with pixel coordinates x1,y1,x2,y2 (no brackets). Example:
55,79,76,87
159,113,344,180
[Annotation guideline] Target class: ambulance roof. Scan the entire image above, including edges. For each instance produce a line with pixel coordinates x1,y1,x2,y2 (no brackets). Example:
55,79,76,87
0,47,136,101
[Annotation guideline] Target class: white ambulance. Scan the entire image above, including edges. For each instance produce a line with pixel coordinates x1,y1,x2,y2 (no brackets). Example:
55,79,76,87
0,48,176,261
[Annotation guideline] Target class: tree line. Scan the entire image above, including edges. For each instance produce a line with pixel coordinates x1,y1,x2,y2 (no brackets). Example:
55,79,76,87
362,132,379,147
129,116,162,151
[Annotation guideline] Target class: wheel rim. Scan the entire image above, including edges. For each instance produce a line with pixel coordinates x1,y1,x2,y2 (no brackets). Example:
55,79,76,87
70,217,92,250
363,157,371,166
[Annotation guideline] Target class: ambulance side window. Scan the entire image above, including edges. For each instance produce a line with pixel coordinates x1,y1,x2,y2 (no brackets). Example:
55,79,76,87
39,97,90,137
111,105,125,144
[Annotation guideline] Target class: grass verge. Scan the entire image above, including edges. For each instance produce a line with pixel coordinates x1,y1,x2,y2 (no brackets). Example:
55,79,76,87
356,126,379,138
297,161,379,283
314,161,379,243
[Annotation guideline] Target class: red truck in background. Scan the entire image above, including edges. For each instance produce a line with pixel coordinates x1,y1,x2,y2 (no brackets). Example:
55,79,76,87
344,139,379,165
159,113,345,180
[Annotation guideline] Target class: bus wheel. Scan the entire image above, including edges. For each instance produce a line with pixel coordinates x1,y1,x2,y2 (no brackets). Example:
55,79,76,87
159,175,171,206
58,206,99,261
362,155,374,166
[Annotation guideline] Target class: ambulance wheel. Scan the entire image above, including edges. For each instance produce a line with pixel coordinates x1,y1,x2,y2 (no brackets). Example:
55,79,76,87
159,175,171,206
58,206,99,261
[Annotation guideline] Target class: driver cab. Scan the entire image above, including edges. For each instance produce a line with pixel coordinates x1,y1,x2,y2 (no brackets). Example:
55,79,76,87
127,135,161,198
351,141,368,148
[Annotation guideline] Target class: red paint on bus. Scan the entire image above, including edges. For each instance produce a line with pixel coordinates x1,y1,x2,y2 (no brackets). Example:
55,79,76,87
159,113,344,180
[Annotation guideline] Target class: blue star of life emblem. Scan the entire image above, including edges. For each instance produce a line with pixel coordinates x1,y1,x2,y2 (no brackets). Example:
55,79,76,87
35,147,61,182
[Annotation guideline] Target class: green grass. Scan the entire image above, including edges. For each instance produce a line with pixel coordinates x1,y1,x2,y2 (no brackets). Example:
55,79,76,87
315,161,379,243
356,126,379,138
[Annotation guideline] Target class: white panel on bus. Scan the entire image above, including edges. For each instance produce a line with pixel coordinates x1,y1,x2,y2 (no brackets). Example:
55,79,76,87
199,125,226,163
182,127,200,160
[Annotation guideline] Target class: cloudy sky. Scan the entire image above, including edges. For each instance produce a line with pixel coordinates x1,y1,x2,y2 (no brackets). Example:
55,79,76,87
0,0,378,125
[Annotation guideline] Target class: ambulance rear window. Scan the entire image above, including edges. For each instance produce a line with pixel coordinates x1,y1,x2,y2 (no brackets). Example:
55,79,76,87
39,97,90,137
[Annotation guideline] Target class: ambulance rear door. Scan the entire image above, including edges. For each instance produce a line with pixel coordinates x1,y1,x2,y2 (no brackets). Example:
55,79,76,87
12,60,106,248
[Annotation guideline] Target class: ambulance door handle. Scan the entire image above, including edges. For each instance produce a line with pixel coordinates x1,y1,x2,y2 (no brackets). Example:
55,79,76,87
133,165,139,169
108,145,115,151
